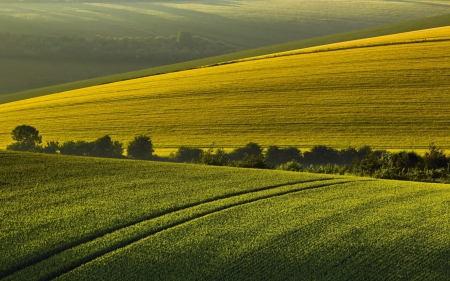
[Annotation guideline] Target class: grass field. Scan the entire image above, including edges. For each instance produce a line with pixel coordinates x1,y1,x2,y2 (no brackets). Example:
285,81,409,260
1,26,449,151
1,0,450,96
1,151,449,280
2,12,450,103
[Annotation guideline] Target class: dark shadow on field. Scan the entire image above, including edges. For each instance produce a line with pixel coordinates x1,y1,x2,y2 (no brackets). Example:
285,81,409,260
211,229,450,280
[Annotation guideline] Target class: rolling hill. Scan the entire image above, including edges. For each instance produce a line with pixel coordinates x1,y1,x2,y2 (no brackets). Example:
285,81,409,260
1,0,450,96
1,151,449,280
1,12,450,104
0,26,449,151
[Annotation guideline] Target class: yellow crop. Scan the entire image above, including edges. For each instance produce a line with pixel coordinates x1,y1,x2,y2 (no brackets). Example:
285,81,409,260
1,27,449,151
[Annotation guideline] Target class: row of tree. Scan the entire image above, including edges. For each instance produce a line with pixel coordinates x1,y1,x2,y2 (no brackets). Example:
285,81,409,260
0,31,235,63
6,125,450,183
6,125,153,159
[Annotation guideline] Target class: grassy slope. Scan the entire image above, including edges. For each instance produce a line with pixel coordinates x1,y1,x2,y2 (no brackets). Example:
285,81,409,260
3,0,449,96
1,27,449,150
1,12,450,103
1,151,449,280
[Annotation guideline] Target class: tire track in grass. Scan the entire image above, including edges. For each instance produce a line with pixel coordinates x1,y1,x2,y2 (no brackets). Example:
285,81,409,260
3,178,360,281
1,177,335,280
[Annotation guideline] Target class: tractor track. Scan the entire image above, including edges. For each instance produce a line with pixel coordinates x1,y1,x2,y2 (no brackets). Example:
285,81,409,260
2,178,356,281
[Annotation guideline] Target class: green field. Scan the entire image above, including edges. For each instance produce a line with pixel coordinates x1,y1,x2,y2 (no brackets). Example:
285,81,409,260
1,0,450,96
1,27,449,151
1,151,449,280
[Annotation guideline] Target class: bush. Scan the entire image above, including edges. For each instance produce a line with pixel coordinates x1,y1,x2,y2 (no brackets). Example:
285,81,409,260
277,160,303,172
229,154,268,169
127,135,154,160
42,141,60,154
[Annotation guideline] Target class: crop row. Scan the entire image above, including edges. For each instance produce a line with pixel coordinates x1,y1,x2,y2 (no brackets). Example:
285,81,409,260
0,151,336,278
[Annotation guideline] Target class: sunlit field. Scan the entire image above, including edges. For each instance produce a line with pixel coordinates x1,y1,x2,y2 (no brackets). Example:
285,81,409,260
1,151,449,281
1,0,450,95
0,27,449,151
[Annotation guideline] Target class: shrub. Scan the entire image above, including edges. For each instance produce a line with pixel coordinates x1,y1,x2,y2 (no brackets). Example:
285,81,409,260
42,141,60,154
277,160,303,172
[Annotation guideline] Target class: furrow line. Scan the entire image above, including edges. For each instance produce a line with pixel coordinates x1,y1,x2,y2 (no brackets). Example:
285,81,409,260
50,180,355,281
1,177,333,280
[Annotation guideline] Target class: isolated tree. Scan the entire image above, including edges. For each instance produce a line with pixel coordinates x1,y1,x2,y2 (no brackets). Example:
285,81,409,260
127,135,154,160
6,125,42,151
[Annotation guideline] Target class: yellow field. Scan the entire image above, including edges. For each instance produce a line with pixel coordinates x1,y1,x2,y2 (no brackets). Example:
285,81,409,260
1,27,449,151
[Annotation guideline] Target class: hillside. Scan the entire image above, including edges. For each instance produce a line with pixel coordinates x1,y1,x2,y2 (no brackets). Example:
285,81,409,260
1,151,449,280
1,1,450,96
2,12,450,103
0,26,449,151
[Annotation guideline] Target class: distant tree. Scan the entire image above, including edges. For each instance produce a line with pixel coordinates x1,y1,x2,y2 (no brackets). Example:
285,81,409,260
177,31,193,48
199,144,228,166
265,146,302,166
6,125,42,151
172,146,204,163
228,142,263,162
42,141,60,154
59,140,93,156
303,145,339,165
92,135,123,158
423,143,447,170
339,147,358,165
127,135,154,160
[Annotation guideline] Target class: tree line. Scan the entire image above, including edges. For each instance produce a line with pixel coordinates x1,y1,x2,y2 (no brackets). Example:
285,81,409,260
0,31,235,64
6,125,450,183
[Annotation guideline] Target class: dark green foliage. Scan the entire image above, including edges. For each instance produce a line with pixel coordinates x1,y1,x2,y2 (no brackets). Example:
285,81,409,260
303,145,340,165
6,125,42,152
277,159,303,172
230,154,268,169
199,145,228,166
228,142,263,162
177,31,193,49
0,32,235,64
339,147,359,165
41,141,60,154
58,136,123,158
265,146,302,166
59,140,94,156
127,135,154,160
172,147,204,163
91,135,123,158
423,143,447,170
